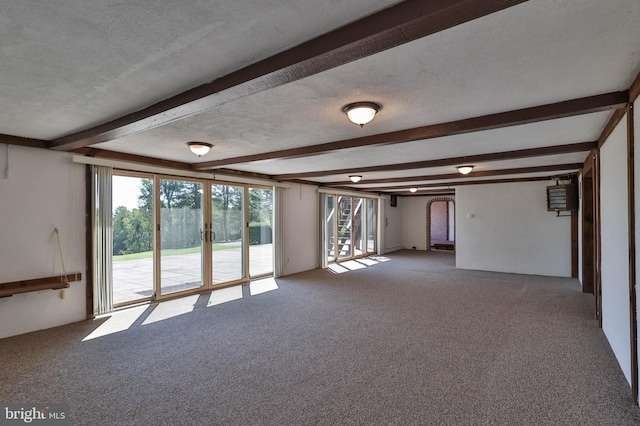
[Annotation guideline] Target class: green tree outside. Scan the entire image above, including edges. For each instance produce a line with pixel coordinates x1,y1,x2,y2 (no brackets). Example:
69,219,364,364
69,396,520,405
113,179,273,256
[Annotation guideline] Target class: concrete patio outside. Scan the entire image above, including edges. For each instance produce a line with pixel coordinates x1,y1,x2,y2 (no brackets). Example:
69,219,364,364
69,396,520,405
113,243,273,305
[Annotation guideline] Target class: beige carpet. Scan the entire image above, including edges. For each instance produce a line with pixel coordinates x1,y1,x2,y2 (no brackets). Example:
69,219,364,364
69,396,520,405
1,250,639,425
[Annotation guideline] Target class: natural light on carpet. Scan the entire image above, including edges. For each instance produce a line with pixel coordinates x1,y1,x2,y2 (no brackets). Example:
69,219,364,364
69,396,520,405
81,258,389,341
327,256,391,274
355,258,379,266
208,285,243,307
341,260,366,270
328,263,349,274
142,295,199,325
82,281,279,341
82,305,148,341
250,277,279,295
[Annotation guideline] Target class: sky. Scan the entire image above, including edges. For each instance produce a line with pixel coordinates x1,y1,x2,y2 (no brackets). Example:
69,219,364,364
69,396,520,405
112,175,142,211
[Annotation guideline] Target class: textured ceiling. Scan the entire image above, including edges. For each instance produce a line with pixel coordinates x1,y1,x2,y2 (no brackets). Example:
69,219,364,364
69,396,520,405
1,0,639,193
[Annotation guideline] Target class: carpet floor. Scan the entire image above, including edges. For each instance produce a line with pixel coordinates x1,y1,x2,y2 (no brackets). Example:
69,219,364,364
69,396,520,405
1,250,639,425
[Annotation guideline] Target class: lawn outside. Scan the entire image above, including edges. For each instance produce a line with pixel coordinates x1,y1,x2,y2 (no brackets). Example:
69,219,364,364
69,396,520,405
113,242,242,261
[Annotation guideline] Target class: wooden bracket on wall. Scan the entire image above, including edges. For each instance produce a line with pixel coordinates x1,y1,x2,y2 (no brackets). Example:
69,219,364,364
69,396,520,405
0,273,82,298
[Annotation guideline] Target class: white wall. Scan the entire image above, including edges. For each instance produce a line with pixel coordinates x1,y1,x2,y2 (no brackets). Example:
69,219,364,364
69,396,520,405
382,196,403,253
0,145,86,339
281,183,318,275
402,196,428,250
456,181,572,277
600,114,631,385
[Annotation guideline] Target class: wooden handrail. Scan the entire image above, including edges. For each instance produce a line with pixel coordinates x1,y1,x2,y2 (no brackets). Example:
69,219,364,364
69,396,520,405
0,273,82,298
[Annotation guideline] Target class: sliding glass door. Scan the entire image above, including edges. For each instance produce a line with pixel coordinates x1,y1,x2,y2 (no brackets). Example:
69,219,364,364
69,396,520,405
112,175,154,305
323,194,378,265
211,184,245,283
325,195,336,261
249,187,273,277
109,172,278,308
352,197,364,257
367,199,377,254
337,196,352,260
159,178,204,296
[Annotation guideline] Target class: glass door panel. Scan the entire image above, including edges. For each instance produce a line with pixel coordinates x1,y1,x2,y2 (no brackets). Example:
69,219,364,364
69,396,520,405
249,188,273,277
159,179,204,295
325,195,336,263
112,175,154,305
367,199,377,254
337,196,352,260
352,198,364,257
211,184,245,283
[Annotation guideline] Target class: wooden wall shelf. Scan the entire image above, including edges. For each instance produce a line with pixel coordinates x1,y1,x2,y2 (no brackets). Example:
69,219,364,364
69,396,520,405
0,273,82,298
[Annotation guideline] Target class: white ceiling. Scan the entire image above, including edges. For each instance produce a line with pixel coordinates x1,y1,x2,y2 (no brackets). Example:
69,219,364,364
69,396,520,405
2,0,640,194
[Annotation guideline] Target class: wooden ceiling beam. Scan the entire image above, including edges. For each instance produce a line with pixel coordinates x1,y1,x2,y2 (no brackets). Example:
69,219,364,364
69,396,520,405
332,163,581,187
629,67,640,103
273,141,595,180
597,108,627,148
194,92,623,171
395,189,456,196
210,168,274,182
0,134,49,149
72,148,192,170
49,0,528,152
597,68,639,148
352,185,453,195
360,176,553,192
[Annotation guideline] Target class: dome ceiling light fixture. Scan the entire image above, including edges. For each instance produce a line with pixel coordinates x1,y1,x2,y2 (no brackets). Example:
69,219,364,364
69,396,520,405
349,175,363,183
342,102,381,127
187,141,213,157
409,187,418,193
457,165,474,175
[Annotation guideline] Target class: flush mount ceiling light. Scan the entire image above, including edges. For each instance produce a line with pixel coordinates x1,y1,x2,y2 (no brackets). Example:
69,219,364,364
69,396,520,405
349,175,363,183
342,102,381,127
187,141,213,157
409,187,418,193
457,165,474,175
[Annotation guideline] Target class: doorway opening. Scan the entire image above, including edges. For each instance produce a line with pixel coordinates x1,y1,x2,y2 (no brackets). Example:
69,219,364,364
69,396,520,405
427,197,455,251
582,172,595,295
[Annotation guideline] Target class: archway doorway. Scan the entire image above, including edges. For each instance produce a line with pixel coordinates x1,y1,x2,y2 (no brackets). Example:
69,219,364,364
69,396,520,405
426,197,455,251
